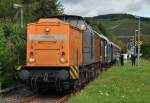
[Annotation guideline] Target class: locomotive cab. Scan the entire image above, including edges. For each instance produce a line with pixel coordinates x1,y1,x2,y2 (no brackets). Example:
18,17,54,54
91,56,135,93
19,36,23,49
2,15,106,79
27,19,70,66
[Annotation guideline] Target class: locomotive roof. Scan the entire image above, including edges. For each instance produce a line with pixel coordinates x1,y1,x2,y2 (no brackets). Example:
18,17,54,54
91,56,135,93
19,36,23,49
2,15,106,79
94,31,121,49
110,42,121,49
48,14,90,24
49,14,84,19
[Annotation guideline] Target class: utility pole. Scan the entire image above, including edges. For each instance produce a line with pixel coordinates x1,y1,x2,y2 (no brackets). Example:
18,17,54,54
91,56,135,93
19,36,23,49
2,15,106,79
135,30,138,55
20,7,23,28
13,4,24,65
13,3,24,28
137,17,141,66
116,36,135,55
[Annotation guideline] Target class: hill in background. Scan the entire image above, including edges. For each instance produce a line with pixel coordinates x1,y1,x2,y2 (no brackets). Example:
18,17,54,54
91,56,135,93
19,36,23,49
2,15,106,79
86,13,150,58
88,13,150,36
93,14,150,36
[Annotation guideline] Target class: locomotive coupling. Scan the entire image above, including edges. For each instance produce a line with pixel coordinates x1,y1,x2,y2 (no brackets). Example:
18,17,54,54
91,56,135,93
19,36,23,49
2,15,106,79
16,66,30,80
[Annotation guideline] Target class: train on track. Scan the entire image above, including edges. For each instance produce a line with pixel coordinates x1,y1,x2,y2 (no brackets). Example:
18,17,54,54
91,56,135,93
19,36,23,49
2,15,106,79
16,15,121,93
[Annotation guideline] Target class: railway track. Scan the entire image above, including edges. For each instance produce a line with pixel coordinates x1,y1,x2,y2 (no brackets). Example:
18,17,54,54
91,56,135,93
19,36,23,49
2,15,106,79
20,95,68,103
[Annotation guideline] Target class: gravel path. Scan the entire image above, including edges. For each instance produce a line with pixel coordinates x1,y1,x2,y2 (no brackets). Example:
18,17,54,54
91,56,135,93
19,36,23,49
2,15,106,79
0,87,34,103
0,88,69,103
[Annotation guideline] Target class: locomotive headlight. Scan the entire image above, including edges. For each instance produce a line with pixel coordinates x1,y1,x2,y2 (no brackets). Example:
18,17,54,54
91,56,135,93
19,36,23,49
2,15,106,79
45,27,49,32
59,56,67,64
29,57,35,63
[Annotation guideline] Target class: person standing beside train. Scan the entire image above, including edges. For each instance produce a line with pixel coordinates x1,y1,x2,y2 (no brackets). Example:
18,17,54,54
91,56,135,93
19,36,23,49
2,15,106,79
131,54,137,66
120,52,124,66
116,53,120,65
124,53,128,63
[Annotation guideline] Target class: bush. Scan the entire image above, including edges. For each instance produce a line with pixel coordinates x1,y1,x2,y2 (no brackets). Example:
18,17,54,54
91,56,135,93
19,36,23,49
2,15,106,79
141,44,150,60
0,24,25,88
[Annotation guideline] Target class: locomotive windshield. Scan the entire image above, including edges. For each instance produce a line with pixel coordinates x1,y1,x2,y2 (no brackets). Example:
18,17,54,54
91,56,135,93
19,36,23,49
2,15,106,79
69,19,85,28
63,18,86,30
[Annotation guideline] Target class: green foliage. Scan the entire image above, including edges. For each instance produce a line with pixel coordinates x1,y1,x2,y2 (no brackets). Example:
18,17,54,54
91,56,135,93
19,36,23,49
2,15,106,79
0,24,25,88
34,0,63,20
87,14,150,58
141,45,150,59
0,27,17,88
0,0,63,22
0,0,63,88
108,34,127,52
91,14,150,37
22,0,63,22
97,23,108,36
87,18,108,36
0,0,23,19
86,18,126,50
141,35,150,59
94,13,150,21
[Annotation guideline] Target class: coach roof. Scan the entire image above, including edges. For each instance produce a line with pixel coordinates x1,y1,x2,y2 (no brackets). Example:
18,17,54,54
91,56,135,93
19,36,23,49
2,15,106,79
94,31,109,42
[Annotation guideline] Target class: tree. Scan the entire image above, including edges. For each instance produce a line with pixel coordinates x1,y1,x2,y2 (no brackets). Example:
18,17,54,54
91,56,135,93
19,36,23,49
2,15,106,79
87,18,108,36
140,35,150,59
0,24,26,88
0,0,63,22
97,23,108,36
34,0,63,20
0,0,22,19
0,0,63,88
0,27,17,88
108,34,127,52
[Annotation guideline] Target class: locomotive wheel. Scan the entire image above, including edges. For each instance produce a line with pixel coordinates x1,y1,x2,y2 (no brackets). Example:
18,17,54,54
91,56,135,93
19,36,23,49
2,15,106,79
74,80,80,92
56,79,64,93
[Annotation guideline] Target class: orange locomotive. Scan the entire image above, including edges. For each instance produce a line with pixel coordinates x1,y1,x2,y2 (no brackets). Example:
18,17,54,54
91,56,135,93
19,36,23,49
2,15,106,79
16,15,120,92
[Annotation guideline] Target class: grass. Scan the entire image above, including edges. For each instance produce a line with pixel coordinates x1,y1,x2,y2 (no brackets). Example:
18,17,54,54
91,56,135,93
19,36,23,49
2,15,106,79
68,60,150,103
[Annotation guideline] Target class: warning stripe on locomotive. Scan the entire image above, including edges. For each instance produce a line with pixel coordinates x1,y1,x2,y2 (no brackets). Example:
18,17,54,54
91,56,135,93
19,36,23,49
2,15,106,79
70,65,79,79
16,66,22,71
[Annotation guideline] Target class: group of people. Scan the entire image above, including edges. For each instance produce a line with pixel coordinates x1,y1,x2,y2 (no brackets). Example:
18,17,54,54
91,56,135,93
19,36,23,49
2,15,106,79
116,52,137,66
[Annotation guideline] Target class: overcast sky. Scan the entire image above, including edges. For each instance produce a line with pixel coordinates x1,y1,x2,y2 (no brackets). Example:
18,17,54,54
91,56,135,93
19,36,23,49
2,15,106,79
60,0,150,17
